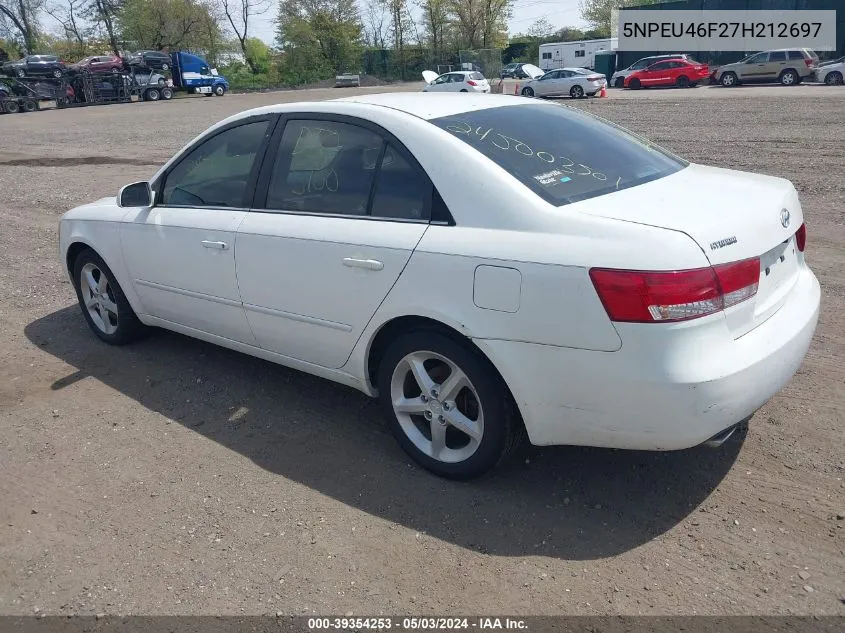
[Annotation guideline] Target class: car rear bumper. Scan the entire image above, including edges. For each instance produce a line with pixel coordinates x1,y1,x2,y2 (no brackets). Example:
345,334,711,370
474,265,820,451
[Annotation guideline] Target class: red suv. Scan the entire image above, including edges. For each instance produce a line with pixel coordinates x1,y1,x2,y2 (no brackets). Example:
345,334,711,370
624,58,710,89
71,55,125,74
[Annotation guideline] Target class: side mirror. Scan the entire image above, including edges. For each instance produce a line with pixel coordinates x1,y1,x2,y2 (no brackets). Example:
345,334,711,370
118,181,152,207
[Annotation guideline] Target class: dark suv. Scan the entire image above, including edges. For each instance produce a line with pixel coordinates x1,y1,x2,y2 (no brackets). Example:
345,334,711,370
127,51,171,71
2,55,66,78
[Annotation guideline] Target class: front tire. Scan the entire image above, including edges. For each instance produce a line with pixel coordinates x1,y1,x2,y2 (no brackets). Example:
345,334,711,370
521,86,534,97
72,248,144,345
52,68,63,78
628,78,641,90
161,63,170,71
213,84,225,96
825,71,843,85
569,85,584,98
377,331,522,479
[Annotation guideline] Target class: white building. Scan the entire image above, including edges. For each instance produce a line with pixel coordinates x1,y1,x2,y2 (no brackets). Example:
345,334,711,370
538,38,618,71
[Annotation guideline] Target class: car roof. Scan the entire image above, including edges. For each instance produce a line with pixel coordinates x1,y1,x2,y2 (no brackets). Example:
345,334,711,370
232,93,535,124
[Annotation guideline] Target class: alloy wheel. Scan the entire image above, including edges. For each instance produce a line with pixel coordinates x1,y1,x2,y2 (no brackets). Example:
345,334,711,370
79,262,119,335
390,350,484,464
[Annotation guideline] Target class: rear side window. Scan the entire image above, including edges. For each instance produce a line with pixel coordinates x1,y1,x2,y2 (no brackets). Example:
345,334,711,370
788,50,805,60
769,51,786,62
430,104,686,206
470,72,484,80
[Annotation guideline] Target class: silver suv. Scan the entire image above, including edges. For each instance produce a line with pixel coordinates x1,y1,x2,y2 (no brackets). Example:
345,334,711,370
714,48,818,87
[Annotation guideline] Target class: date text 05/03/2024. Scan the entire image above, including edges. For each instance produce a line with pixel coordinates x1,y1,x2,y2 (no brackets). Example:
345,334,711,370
306,617,528,630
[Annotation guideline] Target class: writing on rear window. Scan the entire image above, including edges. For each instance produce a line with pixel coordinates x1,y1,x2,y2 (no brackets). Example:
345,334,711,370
431,104,687,206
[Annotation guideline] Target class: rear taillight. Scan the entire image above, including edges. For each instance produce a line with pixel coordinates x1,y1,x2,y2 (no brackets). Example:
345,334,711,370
587,74,602,81
795,223,806,252
589,258,760,323
467,80,477,86
805,58,814,67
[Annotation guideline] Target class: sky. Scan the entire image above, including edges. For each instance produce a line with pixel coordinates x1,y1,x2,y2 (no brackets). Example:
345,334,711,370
250,0,589,46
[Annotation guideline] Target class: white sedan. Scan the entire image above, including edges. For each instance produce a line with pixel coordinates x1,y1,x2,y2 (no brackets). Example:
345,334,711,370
520,68,606,98
814,57,844,85
59,93,820,479
422,70,490,93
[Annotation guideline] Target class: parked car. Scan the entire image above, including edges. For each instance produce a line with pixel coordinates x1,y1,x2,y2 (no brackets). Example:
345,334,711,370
127,50,171,71
500,62,544,80
813,57,844,85
132,71,168,88
2,55,65,78
610,54,692,87
71,55,125,74
714,48,818,87
58,93,819,479
624,58,710,89
0,81,9,98
422,70,490,93
520,67,606,98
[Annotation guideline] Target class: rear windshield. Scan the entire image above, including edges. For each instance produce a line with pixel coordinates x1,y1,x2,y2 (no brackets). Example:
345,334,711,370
430,104,687,206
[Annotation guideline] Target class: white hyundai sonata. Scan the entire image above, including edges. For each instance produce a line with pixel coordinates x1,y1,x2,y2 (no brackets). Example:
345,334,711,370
59,93,820,479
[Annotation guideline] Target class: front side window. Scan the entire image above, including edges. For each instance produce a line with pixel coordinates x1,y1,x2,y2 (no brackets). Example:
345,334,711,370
747,52,768,64
162,120,269,208
431,104,687,207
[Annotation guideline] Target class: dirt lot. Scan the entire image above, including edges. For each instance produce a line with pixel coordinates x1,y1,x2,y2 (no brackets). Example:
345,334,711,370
0,83,843,617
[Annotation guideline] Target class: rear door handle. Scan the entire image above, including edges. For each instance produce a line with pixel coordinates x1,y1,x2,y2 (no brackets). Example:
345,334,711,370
343,257,384,271
201,240,228,250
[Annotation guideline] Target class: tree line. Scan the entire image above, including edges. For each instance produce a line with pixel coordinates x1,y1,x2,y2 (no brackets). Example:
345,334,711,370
1,0,659,86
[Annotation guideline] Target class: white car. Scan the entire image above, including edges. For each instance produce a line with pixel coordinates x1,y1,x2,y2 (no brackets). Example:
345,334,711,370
422,70,490,93
58,93,820,479
521,67,606,98
814,57,844,85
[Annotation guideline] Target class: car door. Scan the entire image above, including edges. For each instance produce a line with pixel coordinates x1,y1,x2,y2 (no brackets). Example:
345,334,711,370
120,114,275,343
765,50,788,80
737,52,769,81
534,70,559,96
663,61,685,85
235,115,433,369
639,61,667,85
426,73,451,92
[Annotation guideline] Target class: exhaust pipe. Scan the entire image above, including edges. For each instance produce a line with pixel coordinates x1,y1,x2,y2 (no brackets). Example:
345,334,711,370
703,423,738,448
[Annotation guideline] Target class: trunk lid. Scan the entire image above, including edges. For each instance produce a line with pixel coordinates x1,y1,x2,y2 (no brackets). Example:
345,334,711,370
575,163,805,336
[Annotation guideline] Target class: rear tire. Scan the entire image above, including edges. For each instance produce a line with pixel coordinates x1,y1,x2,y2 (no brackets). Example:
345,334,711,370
569,84,584,98
21,99,37,112
614,77,624,88
71,248,145,345
161,87,173,100
4,100,19,113
144,88,160,101
377,331,523,479
161,63,170,71
779,69,798,86
52,68,62,78
676,75,690,88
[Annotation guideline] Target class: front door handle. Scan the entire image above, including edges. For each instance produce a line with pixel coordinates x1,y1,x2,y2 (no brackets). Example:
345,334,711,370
343,257,384,271
201,240,228,250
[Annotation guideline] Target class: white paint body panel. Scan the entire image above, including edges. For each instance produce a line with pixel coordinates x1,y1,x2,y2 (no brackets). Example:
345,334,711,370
58,93,821,452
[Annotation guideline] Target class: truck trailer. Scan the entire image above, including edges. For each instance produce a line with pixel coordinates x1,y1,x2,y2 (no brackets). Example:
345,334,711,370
539,38,618,71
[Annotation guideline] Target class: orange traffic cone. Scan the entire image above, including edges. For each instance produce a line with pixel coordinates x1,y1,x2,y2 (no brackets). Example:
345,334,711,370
514,82,520,95
599,85,607,98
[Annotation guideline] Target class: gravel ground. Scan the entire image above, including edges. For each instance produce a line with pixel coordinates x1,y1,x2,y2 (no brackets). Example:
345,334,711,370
0,83,843,617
